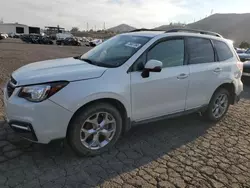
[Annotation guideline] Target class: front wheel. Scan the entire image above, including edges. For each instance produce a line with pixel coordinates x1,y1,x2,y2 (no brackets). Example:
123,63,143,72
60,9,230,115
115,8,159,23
68,103,123,156
204,88,230,122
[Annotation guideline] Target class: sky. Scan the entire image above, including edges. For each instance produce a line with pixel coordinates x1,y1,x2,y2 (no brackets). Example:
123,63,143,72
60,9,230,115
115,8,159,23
1,0,250,30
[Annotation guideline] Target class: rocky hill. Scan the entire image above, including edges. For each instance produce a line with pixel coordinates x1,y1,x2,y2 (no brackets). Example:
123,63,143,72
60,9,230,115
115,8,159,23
107,24,136,33
154,14,250,45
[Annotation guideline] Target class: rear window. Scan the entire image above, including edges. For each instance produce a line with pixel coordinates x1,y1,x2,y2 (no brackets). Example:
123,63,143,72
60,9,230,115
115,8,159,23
187,37,215,64
213,40,234,61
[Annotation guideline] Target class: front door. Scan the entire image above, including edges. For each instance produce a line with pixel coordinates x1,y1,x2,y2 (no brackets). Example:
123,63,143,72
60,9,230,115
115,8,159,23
130,37,190,122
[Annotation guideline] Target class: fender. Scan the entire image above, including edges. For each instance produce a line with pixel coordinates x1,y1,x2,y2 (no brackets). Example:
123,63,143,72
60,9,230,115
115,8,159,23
71,92,131,118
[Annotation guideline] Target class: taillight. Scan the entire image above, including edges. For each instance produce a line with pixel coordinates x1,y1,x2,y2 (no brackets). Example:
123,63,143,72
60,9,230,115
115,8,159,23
237,61,243,72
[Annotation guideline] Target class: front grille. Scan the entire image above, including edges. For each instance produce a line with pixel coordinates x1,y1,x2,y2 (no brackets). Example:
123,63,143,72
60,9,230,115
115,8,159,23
243,66,250,73
6,77,17,97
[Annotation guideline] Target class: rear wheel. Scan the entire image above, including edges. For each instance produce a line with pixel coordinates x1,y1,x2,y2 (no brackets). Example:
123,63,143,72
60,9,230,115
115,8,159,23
68,103,123,156
204,88,230,122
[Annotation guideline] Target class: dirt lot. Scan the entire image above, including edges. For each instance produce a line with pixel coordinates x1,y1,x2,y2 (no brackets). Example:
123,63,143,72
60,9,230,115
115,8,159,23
0,39,250,188
0,39,91,119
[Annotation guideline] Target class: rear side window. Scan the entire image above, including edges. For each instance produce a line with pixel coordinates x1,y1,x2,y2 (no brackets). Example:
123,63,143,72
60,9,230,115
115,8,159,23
187,37,215,64
213,40,233,61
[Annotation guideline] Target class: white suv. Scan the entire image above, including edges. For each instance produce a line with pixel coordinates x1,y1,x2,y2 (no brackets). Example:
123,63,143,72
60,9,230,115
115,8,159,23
3,29,243,156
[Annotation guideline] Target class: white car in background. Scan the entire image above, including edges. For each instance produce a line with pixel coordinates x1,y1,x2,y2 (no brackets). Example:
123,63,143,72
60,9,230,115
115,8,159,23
89,39,103,47
0,33,8,39
56,33,73,40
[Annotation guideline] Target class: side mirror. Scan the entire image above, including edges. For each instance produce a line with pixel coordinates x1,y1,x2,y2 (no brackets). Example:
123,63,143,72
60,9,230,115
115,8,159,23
142,59,163,78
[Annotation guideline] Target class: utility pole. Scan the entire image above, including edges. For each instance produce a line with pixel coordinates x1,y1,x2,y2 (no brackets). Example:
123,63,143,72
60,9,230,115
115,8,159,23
87,22,89,31
95,25,96,31
211,9,214,15
103,22,106,30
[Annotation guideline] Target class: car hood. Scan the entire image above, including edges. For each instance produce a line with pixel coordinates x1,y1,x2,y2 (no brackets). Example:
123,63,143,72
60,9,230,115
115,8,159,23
12,57,107,86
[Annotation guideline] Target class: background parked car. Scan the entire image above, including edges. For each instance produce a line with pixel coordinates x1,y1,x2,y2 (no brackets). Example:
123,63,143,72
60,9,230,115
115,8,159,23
8,33,20,38
38,36,54,45
0,33,4,40
0,33,8,39
21,34,53,45
56,33,73,40
86,39,103,47
235,47,246,54
56,37,81,46
238,48,250,62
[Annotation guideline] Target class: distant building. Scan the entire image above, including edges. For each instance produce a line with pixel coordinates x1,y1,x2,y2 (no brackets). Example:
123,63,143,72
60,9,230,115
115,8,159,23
0,23,40,34
44,26,65,35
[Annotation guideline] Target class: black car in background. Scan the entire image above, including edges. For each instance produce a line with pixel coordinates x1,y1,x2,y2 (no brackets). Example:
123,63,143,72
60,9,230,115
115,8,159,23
242,61,250,81
56,37,81,46
21,34,53,45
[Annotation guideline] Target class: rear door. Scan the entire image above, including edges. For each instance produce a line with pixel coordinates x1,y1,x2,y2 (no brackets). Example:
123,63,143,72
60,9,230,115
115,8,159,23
185,37,221,110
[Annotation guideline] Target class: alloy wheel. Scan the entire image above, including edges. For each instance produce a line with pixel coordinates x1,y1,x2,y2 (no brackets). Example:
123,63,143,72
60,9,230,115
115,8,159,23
80,112,116,150
212,93,229,118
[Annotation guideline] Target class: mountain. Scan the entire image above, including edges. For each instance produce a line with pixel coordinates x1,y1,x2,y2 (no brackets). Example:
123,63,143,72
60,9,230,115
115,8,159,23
108,24,136,33
154,13,250,45
153,24,185,31
187,13,250,45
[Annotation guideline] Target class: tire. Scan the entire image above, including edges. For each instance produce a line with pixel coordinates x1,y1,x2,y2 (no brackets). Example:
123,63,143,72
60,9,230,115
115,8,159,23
204,88,230,122
68,103,123,156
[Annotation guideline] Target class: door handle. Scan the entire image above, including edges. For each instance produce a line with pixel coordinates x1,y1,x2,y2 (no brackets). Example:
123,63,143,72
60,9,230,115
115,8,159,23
177,73,188,79
214,68,222,73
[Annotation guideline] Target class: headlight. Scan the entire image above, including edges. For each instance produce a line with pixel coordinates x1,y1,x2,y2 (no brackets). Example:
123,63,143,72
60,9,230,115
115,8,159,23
18,81,68,102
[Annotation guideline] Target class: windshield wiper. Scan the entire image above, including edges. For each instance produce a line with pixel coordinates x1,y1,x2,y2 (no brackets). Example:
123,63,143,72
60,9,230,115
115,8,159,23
80,58,98,66
80,58,116,68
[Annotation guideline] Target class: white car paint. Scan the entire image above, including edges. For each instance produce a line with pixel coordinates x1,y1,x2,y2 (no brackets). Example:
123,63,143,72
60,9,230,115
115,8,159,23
12,57,107,85
4,31,243,144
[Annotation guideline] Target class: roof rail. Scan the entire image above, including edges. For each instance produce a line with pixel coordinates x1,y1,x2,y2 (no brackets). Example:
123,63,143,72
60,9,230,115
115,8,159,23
166,28,223,38
129,28,165,32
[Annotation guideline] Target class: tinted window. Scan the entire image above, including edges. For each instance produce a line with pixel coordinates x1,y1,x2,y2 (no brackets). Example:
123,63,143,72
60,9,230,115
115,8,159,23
187,37,215,64
147,39,184,68
213,40,233,61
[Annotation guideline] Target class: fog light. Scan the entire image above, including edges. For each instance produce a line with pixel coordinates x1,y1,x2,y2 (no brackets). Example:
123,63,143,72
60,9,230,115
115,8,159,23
11,124,31,131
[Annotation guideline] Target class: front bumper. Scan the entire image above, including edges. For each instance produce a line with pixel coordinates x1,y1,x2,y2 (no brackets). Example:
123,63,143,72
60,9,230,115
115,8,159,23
8,120,38,141
3,87,73,143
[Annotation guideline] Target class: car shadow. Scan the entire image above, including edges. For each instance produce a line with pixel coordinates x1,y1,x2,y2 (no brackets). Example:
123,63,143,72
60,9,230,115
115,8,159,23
4,113,216,187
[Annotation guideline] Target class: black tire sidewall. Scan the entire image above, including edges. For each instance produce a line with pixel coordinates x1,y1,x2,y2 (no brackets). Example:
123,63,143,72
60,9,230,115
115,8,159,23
205,88,230,122
68,103,123,156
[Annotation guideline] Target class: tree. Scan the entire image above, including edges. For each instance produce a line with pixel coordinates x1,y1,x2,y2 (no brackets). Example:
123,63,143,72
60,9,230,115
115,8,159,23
239,41,250,49
70,27,79,33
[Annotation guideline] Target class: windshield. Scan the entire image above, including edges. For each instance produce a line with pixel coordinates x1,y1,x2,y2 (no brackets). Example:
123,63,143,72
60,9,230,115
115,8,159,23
81,35,150,67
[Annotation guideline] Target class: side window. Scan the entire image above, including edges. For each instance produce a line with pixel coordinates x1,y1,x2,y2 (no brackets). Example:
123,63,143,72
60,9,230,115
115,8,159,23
147,39,184,68
213,40,233,61
187,37,215,64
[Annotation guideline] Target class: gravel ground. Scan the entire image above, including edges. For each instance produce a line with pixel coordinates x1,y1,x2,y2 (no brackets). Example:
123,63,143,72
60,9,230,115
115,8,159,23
0,39,250,188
